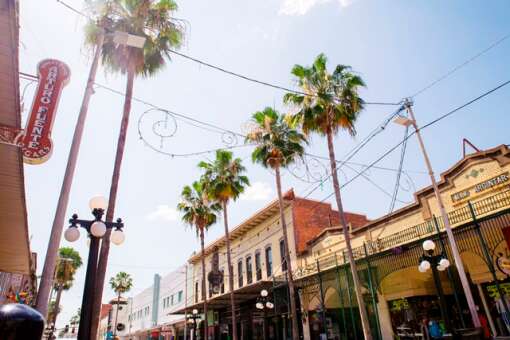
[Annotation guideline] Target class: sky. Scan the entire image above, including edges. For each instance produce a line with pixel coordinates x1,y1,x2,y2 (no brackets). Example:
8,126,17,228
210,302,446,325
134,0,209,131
18,0,510,328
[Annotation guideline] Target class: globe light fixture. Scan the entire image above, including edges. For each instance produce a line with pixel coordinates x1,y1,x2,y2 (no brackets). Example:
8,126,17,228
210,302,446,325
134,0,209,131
64,227,80,242
89,196,108,211
111,229,125,245
418,264,427,273
266,301,274,309
192,309,198,315
423,240,436,252
261,289,268,297
420,259,431,271
439,258,450,268
90,221,107,237
256,302,264,310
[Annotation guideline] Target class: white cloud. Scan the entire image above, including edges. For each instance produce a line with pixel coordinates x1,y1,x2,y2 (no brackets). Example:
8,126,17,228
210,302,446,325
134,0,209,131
146,205,178,222
279,0,354,16
241,182,273,201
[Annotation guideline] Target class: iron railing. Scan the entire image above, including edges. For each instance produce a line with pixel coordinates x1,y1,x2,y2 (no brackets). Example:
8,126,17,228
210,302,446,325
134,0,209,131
290,189,510,280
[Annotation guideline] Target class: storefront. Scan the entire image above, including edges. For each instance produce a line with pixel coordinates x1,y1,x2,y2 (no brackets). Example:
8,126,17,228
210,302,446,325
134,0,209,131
294,144,510,339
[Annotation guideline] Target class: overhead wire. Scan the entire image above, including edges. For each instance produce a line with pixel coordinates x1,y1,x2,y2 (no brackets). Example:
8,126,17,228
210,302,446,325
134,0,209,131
55,0,399,106
410,32,510,98
313,78,510,207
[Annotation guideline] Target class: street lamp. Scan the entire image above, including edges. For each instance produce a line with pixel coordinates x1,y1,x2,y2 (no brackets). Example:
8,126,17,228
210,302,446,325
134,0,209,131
418,239,452,334
394,99,480,327
186,309,201,340
256,289,274,340
64,196,125,340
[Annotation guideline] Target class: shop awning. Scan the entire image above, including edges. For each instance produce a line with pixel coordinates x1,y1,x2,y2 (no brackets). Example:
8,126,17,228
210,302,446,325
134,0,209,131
170,281,275,314
0,0,32,274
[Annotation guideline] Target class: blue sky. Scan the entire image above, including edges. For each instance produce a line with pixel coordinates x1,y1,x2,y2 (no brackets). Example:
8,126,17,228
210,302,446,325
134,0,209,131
19,0,510,327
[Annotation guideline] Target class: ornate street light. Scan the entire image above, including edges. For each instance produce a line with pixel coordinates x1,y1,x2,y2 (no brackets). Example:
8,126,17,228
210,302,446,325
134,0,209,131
186,309,201,340
64,196,125,340
256,289,274,340
418,239,452,334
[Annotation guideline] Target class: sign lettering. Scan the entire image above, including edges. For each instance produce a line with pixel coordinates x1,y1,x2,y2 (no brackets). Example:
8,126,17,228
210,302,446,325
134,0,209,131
451,172,509,203
21,59,70,164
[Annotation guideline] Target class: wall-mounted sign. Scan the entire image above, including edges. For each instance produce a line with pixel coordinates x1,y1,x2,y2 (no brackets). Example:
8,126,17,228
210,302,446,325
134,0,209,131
451,172,509,203
0,59,70,164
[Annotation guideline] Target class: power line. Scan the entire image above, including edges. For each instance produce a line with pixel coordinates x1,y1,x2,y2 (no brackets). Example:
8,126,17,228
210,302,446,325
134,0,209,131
315,78,510,206
55,0,399,107
410,32,510,98
168,49,400,106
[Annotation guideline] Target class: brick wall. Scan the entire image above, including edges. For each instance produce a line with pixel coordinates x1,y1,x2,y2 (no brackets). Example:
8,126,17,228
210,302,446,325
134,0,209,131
291,197,369,254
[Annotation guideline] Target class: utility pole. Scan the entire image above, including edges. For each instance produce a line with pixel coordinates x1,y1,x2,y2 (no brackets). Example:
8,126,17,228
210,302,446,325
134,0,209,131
184,265,188,340
402,99,481,328
36,30,105,317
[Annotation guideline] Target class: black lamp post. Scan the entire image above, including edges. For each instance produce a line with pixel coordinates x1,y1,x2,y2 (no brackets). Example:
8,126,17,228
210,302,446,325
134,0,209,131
256,289,274,340
418,239,452,334
64,196,125,340
187,308,200,340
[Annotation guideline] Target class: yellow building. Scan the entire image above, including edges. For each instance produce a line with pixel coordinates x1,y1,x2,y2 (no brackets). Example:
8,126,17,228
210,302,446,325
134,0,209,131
297,144,510,339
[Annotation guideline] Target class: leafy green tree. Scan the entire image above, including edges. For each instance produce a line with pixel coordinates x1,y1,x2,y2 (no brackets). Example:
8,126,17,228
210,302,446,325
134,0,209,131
84,1,184,336
199,150,249,340
178,181,221,339
49,247,83,327
110,271,133,336
246,107,306,340
284,53,372,339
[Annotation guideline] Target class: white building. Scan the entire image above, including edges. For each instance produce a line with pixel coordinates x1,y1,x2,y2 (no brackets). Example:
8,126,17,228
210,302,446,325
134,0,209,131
115,265,189,340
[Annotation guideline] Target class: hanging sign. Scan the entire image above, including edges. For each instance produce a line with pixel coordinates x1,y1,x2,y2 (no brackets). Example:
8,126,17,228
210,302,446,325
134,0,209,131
21,59,71,164
0,59,70,164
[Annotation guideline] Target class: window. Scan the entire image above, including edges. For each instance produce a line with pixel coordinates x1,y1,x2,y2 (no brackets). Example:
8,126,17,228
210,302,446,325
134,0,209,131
255,252,262,281
195,282,199,303
220,268,225,294
265,246,273,277
246,256,253,284
238,260,244,288
163,298,166,309
171,294,174,306
280,239,287,272
178,290,183,303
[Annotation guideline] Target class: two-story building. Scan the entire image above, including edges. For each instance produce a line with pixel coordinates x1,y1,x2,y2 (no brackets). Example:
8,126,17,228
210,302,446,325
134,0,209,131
173,193,369,340
295,144,510,339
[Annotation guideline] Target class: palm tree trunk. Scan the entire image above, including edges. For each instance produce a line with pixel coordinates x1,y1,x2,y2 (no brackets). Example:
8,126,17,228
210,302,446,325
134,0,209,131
51,284,64,327
274,166,300,340
113,292,121,336
90,62,136,340
326,128,373,340
222,201,238,340
200,227,208,340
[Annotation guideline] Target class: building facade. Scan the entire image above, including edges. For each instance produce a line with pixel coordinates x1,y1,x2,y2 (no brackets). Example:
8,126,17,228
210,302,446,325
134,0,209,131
177,144,510,340
175,193,368,340
116,266,188,340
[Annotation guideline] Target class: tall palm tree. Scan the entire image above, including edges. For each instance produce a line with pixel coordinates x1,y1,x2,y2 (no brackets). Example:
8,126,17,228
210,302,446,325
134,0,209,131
110,271,133,336
199,150,249,340
84,1,184,336
284,53,373,339
178,181,221,340
50,247,83,328
246,107,306,340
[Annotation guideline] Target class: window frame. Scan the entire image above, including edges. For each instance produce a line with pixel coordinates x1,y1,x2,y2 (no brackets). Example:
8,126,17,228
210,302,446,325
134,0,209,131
246,255,253,285
265,246,273,278
237,259,244,288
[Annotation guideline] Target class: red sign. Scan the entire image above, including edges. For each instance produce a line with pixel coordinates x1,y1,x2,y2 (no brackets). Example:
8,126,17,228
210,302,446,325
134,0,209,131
21,59,70,164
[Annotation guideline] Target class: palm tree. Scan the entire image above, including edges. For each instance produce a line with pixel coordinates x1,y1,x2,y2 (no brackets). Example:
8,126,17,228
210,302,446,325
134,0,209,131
199,150,249,340
178,181,221,340
246,107,306,340
110,271,133,336
50,247,83,327
84,1,184,336
284,53,373,339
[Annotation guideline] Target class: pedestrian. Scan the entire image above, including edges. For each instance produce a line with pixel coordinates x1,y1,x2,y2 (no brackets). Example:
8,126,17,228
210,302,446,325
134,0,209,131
477,306,491,339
